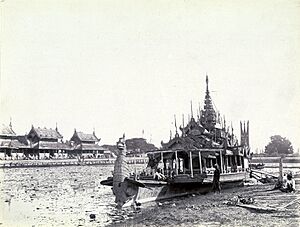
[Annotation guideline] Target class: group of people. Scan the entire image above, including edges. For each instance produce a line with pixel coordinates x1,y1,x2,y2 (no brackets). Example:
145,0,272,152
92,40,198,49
212,164,298,193
152,163,222,194
152,163,296,195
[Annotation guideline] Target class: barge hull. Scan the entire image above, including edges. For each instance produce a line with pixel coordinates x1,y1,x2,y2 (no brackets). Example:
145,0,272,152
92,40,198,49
124,172,245,207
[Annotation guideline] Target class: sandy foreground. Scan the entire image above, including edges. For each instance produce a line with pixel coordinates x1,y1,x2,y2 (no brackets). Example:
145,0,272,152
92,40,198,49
108,184,300,227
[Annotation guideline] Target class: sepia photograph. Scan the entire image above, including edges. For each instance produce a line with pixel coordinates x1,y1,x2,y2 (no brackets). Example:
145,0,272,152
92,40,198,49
0,0,299,226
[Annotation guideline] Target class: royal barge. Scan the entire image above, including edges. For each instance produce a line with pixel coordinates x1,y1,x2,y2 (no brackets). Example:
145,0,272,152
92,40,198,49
101,76,251,208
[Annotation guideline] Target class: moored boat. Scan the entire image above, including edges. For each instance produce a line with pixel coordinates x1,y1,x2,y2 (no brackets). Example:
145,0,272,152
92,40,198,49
249,163,265,169
101,76,251,208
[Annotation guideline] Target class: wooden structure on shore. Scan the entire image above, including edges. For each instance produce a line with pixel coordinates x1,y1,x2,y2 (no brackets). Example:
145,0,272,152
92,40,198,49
0,158,115,168
0,123,112,160
70,129,105,158
26,125,70,159
0,123,30,159
0,155,149,168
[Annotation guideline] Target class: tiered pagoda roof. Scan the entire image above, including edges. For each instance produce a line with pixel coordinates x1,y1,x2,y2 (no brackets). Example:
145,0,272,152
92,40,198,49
200,76,217,131
161,76,240,151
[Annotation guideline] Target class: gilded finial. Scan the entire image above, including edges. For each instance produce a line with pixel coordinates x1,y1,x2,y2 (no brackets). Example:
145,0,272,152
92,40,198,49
190,100,193,119
9,117,12,128
182,114,185,136
206,74,209,93
174,115,179,137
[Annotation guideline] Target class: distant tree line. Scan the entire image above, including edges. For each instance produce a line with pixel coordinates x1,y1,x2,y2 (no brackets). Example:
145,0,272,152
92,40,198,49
265,135,293,156
103,138,157,156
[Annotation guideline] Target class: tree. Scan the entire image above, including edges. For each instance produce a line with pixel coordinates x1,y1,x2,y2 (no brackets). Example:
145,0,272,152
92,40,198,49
265,135,293,156
125,138,157,154
102,138,157,155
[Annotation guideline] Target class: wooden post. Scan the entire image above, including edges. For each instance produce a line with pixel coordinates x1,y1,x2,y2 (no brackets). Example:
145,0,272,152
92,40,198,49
175,150,178,175
189,151,193,178
220,150,223,173
279,156,283,182
241,155,244,170
224,155,227,173
198,151,202,174
134,153,137,179
160,151,164,173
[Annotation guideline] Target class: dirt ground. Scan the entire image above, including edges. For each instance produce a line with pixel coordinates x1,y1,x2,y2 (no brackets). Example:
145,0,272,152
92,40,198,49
109,184,300,227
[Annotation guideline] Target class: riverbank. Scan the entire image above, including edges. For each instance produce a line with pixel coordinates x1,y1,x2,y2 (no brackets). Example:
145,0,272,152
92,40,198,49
110,184,300,227
0,156,148,168
251,156,300,170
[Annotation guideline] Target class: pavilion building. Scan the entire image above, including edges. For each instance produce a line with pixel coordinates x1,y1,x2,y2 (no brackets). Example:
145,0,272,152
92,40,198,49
70,129,105,158
0,122,29,159
27,125,69,159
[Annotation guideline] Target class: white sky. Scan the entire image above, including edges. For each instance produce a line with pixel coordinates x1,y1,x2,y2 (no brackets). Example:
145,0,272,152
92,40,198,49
1,0,300,152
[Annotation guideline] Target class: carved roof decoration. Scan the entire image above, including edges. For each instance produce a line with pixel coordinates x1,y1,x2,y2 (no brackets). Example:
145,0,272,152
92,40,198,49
161,76,244,153
179,117,206,136
0,124,16,137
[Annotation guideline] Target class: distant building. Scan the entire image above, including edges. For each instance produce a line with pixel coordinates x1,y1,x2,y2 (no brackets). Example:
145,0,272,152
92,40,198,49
0,123,29,159
27,125,69,159
70,129,105,158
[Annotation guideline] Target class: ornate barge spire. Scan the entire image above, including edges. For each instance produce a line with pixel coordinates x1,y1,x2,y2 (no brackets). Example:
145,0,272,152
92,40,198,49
200,75,217,131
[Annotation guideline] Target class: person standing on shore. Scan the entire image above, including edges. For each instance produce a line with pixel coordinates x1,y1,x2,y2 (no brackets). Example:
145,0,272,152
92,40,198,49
212,164,221,193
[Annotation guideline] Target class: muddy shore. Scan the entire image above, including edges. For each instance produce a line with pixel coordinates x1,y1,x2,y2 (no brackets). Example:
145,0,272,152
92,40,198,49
110,184,300,227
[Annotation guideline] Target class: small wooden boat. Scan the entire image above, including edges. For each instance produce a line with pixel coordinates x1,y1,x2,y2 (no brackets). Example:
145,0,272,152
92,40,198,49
249,163,265,169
